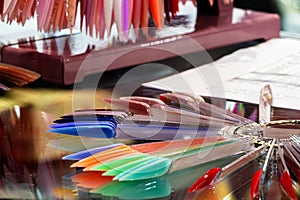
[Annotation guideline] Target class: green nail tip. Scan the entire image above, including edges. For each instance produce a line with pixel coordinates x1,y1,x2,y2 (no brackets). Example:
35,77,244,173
114,158,172,181
90,154,148,171
103,156,155,176
112,157,160,181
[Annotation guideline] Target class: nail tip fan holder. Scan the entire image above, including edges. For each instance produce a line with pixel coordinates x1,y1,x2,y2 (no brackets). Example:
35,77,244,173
0,8,280,85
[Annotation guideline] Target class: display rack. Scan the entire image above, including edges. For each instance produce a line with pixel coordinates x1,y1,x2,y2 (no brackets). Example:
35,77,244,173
0,1,280,85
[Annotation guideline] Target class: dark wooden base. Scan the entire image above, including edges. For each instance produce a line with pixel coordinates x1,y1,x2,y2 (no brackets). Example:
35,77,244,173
1,9,280,85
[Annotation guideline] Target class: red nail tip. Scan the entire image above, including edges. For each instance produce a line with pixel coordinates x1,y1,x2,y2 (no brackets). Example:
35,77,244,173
159,94,169,104
120,96,165,107
280,170,296,200
159,93,182,105
187,167,221,193
103,98,150,115
250,170,263,199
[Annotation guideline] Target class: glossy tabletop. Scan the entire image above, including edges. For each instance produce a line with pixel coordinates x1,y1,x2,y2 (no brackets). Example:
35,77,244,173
0,87,299,199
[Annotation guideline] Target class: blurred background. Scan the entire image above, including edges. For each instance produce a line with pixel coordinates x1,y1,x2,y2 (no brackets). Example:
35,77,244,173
1,0,300,36
235,0,300,34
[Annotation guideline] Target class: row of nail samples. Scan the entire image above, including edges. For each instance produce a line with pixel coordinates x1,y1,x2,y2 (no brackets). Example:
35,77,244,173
0,0,68,32
0,63,40,93
49,92,253,140
0,0,197,40
61,136,252,199
78,0,183,40
189,136,300,200
0,0,36,25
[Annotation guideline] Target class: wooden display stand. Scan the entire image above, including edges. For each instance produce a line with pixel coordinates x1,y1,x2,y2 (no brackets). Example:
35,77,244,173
0,3,280,85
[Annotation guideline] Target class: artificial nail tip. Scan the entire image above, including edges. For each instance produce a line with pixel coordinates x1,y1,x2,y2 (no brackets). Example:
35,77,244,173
187,167,221,193
250,170,263,199
280,170,296,200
